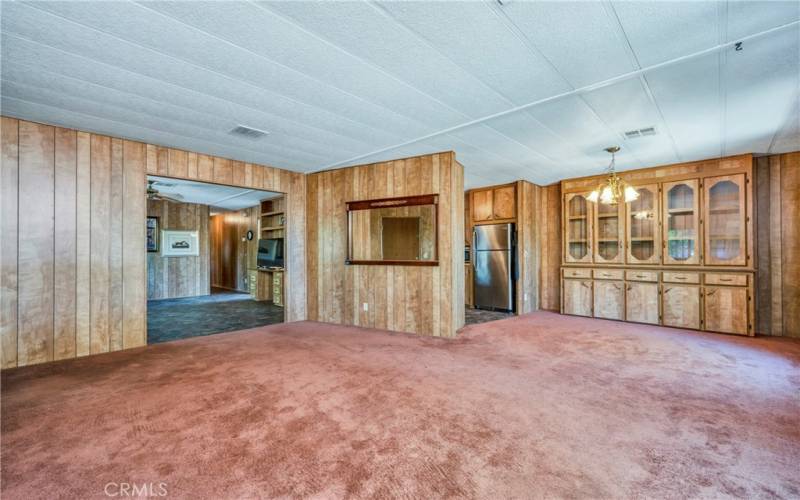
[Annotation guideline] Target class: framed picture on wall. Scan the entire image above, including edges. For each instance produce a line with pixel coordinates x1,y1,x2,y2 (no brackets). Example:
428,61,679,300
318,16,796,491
161,230,200,257
146,217,159,252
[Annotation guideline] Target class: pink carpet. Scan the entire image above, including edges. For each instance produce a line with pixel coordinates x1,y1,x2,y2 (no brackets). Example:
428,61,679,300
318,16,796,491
2,312,799,498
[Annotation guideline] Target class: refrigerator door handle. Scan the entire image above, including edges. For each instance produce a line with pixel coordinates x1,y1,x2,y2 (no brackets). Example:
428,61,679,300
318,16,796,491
472,228,477,270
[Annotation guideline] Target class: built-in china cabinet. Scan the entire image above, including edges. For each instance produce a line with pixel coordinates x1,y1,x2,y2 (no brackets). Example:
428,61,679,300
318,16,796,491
561,154,754,336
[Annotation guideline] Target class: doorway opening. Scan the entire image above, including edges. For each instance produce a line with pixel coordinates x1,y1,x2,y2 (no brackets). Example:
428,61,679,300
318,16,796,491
146,175,285,344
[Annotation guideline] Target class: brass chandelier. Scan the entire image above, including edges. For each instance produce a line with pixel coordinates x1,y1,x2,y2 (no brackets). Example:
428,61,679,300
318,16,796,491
587,146,639,205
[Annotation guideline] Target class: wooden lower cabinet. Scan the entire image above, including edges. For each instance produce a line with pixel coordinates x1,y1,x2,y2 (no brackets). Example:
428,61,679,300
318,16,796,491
593,280,624,320
626,282,659,324
561,267,753,336
704,286,748,335
662,284,701,329
563,279,592,317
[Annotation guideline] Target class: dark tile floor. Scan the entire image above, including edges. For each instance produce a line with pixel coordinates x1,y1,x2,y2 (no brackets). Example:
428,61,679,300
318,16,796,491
147,287,284,344
465,307,515,325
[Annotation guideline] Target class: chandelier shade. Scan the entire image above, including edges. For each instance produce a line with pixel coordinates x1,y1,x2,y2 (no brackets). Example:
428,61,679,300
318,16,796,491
587,147,639,205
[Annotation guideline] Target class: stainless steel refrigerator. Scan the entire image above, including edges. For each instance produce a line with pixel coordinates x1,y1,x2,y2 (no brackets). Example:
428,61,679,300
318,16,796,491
472,223,515,312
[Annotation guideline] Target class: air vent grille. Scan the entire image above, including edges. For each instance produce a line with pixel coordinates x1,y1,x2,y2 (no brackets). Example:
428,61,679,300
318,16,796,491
230,125,269,140
624,126,657,139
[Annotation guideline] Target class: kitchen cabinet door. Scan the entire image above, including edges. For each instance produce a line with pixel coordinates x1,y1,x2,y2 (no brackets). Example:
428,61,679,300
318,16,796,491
626,282,659,324
472,189,493,222
563,279,592,317
704,286,748,335
593,280,624,320
704,174,746,266
626,184,660,264
595,201,624,264
564,193,593,263
663,179,700,265
662,284,700,329
492,186,516,220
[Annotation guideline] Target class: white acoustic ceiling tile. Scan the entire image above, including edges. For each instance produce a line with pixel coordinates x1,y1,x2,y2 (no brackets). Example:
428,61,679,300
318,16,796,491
1,96,307,170
769,96,800,154
3,2,431,140
727,1,800,41
645,52,722,160
485,110,587,166
374,1,570,104
501,1,636,88
0,80,324,168
611,1,720,67
527,95,624,165
581,77,679,165
1,34,396,153
724,26,800,154
1,61,366,162
134,1,468,131
260,1,513,118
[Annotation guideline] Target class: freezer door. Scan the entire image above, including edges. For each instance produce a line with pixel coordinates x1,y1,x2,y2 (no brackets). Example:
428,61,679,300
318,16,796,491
474,224,512,251
473,249,513,310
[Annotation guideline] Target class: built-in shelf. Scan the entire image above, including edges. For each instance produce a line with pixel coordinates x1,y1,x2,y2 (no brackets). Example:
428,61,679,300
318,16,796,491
260,210,284,216
630,237,655,242
597,213,619,219
262,226,285,231
668,208,694,214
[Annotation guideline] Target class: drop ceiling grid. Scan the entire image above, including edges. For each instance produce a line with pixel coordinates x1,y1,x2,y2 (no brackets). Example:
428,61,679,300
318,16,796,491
723,26,800,155
0,33,400,157
257,0,577,170
484,0,652,170
0,77,331,168
5,2,437,146
1,1,798,187
3,63,355,164
1,94,318,171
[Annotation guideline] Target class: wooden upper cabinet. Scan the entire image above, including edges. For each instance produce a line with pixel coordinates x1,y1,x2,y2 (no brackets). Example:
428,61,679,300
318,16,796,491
704,174,746,266
564,193,592,263
471,185,516,223
626,184,660,264
662,179,700,265
492,186,516,220
472,189,493,222
594,201,624,264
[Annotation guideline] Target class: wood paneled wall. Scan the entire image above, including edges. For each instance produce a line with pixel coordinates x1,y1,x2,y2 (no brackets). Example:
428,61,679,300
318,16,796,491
146,200,210,300
755,151,800,337
1,116,306,368
515,181,561,314
0,117,147,368
306,152,464,337
210,207,259,292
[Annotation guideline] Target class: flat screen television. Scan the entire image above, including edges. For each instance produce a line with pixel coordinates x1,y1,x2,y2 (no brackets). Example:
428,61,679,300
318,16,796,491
257,238,284,268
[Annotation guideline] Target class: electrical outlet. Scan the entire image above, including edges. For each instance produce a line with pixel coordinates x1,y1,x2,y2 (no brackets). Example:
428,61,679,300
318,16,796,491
524,293,529,302
362,303,369,312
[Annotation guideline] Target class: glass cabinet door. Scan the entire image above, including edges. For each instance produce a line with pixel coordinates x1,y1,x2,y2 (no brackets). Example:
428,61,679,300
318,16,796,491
704,174,746,266
626,184,659,264
564,193,592,263
594,201,624,263
662,179,700,265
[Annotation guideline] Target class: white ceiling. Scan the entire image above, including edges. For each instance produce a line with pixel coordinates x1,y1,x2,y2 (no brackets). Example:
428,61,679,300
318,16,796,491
2,1,798,188
148,175,279,212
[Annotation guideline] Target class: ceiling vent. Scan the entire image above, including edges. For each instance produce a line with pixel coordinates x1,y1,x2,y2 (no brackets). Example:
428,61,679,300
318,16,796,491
624,126,657,139
230,125,269,140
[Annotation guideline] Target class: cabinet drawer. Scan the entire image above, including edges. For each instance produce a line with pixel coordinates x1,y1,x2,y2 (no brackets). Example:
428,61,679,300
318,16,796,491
563,268,592,279
593,269,624,280
626,270,659,282
662,271,700,284
704,273,747,286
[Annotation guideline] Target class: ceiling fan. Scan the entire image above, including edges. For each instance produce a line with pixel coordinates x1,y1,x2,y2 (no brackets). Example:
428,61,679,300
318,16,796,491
147,180,184,203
